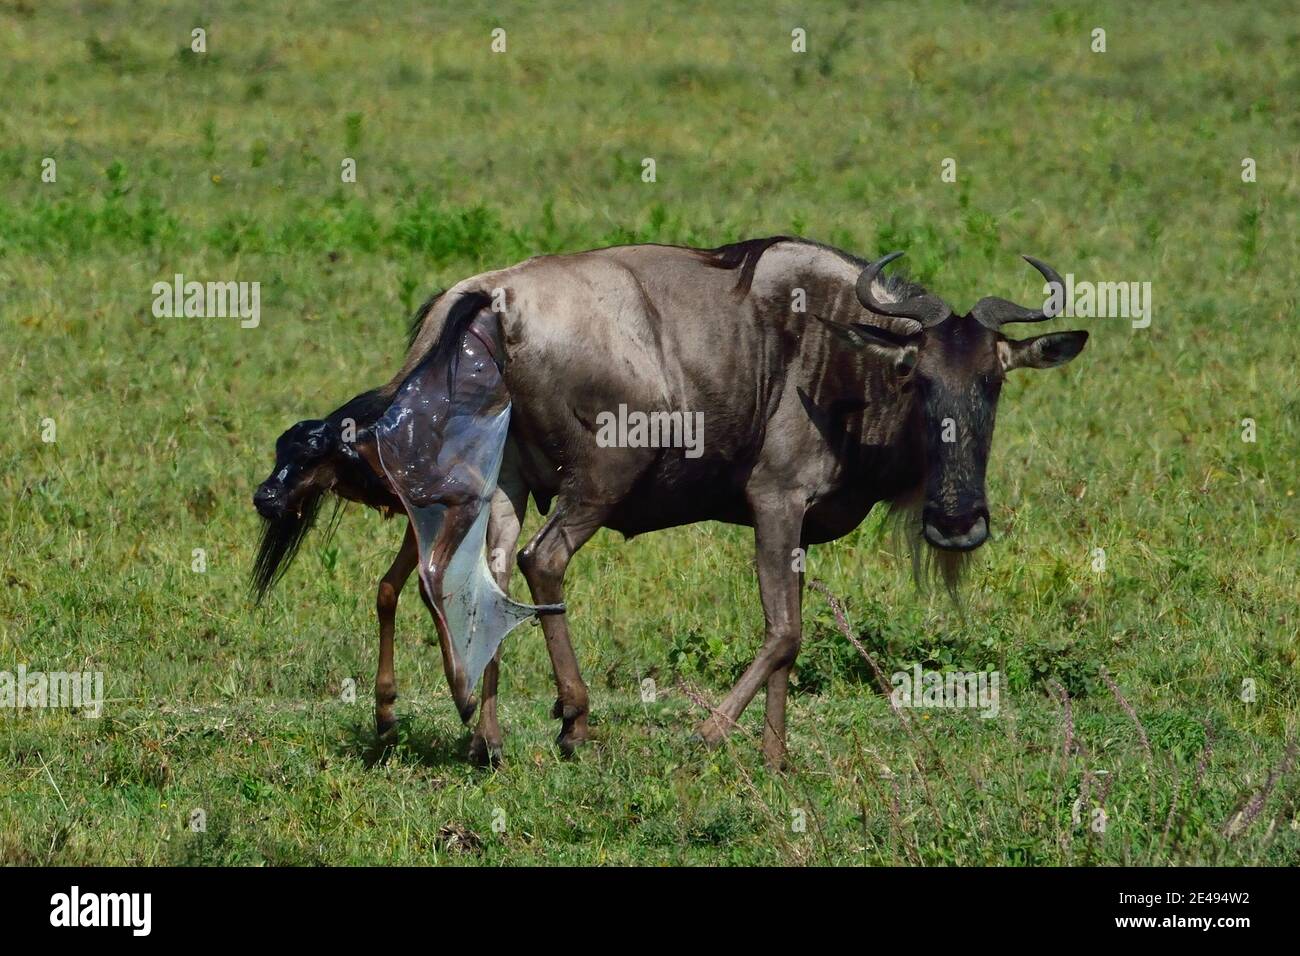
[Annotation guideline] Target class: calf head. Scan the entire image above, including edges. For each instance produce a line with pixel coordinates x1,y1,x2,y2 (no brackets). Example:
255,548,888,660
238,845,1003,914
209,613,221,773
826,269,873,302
250,418,358,600
253,418,351,521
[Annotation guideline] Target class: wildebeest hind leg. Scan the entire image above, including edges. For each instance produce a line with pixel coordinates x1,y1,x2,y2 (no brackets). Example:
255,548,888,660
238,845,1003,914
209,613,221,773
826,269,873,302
468,476,529,765
375,523,419,740
518,499,610,756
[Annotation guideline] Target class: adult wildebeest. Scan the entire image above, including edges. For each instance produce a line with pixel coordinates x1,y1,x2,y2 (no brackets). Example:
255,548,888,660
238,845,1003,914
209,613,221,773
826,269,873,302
253,236,1087,767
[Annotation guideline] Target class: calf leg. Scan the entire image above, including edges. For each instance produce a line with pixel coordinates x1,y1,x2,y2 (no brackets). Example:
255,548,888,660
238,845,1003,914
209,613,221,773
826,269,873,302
468,475,528,765
469,649,503,765
517,500,609,756
376,523,419,739
417,577,476,723
696,493,805,768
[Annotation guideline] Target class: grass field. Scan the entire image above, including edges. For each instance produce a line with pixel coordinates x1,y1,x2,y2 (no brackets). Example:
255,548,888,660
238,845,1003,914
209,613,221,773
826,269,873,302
1,0,1297,865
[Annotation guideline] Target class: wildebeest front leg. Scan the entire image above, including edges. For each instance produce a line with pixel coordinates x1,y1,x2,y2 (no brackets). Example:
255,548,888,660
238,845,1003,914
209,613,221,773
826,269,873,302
518,500,609,756
696,493,805,768
376,522,419,739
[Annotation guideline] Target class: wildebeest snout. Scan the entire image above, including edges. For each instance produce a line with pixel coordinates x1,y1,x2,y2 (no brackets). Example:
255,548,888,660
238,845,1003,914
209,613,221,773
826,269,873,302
253,481,284,518
922,504,989,552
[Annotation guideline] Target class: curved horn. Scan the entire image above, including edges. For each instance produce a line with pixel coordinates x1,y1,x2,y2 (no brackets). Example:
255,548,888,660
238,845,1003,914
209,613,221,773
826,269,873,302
970,255,1066,329
855,251,952,330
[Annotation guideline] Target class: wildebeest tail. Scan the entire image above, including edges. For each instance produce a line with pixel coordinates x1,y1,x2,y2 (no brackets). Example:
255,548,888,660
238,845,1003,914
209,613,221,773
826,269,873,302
425,291,494,372
392,288,496,388
407,290,445,349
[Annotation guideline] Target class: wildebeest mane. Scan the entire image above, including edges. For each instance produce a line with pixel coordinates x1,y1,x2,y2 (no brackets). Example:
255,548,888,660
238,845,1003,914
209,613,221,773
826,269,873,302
806,239,933,306
697,235,932,309
697,235,793,296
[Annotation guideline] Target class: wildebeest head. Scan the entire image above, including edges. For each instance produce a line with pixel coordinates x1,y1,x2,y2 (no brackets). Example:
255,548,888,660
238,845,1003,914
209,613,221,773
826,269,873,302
253,419,347,519
250,418,352,599
823,252,1087,562
250,386,399,599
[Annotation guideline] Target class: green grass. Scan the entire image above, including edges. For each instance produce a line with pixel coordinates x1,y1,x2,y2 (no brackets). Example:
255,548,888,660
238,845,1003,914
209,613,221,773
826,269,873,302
1,0,1297,865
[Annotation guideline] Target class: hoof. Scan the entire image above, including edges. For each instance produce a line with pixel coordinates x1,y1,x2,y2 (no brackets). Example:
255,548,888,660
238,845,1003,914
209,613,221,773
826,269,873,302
763,750,790,773
693,716,730,748
552,694,590,757
468,734,503,767
556,730,587,759
376,715,398,742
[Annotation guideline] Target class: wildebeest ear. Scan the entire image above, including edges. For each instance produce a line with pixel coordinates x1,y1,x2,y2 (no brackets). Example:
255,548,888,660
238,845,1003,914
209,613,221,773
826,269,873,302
335,422,360,460
1001,331,1088,371
352,428,380,470
317,420,346,453
811,315,918,369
